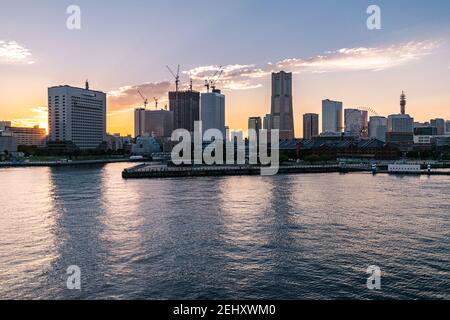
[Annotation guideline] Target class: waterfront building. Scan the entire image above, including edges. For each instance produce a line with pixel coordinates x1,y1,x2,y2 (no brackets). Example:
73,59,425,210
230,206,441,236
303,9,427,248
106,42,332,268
106,134,133,151
446,120,450,135
134,108,174,138
269,71,295,140
201,89,225,137
435,136,450,148
414,126,437,136
7,125,47,147
132,135,162,157
48,83,107,150
0,131,18,154
388,114,414,133
430,118,445,135
345,109,368,137
263,114,272,130
414,135,433,145
369,116,388,142
303,113,319,139
134,108,146,138
296,136,399,160
248,116,262,134
169,90,200,133
145,110,174,138
0,121,11,132
322,99,343,134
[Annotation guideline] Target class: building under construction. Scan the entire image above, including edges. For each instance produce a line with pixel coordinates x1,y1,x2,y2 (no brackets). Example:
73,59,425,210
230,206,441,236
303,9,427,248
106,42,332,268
169,90,200,133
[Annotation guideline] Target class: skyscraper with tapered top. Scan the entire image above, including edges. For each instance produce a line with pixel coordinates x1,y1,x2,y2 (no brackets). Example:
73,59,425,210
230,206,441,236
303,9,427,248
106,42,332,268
270,71,295,140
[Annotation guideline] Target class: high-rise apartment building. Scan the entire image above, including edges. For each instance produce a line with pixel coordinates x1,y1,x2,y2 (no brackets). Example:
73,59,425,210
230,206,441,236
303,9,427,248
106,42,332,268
134,108,146,138
303,113,319,139
145,110,174,138
48,84,107,150
369,116,388,142
388,114,414,133
263,114,272,130
322,99,343,134
270,71,295,140
248,116,262,133
200,89,225,137
430,118,445,135
169,90,200,133
345,109,368,137
134,108,174,138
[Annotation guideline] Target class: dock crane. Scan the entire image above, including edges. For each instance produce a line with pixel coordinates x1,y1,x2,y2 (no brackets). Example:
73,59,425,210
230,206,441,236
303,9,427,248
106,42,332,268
138,90,148,109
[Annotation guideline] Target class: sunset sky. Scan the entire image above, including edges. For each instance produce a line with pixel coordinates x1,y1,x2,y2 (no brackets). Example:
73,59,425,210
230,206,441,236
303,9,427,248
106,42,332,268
1,0,450,137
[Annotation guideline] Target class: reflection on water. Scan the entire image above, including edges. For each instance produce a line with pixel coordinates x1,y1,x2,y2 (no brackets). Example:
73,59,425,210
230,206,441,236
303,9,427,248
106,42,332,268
0,163,449,299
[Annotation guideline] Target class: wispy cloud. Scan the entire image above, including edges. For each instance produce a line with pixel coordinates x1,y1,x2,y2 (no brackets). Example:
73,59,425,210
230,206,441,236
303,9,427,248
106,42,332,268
108,40,441,112
275,40,440,72
185,40,441,90
0,40,35,65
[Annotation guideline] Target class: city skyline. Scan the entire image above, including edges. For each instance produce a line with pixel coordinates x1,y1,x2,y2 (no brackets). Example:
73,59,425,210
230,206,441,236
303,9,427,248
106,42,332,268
1,0,450,136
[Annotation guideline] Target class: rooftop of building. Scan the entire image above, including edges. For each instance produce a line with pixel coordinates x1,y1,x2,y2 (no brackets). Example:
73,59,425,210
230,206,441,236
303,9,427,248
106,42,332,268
48,85,106,95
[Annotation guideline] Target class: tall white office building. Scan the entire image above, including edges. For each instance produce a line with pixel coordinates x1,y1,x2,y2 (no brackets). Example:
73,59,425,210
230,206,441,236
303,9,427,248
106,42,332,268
322,99,343,134
48,83,106,150
200,89,225,138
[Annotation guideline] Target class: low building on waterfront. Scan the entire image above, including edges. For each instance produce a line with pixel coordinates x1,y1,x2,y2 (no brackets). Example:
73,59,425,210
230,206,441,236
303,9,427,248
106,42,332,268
0,131,18,159
7,125,47,147
0,121,11,132
106,134,133,152
296,136,399,160
131,135,162,158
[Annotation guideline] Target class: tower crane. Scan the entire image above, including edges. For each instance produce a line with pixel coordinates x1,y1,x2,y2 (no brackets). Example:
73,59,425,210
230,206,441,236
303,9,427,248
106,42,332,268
210,70,224,92
166,65,180,93
138,90,148,109
204,66,223,93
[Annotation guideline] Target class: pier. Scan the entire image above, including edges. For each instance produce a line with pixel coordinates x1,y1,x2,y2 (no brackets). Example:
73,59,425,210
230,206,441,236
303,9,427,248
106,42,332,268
122,163,370,179
122,163,450,179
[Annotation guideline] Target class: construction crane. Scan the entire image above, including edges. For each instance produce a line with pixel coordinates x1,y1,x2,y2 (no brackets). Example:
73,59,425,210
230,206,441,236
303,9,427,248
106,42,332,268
166,64,180,92
138,90,148,109
154,97,159,110
205,66,223,92
211,70,224,92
